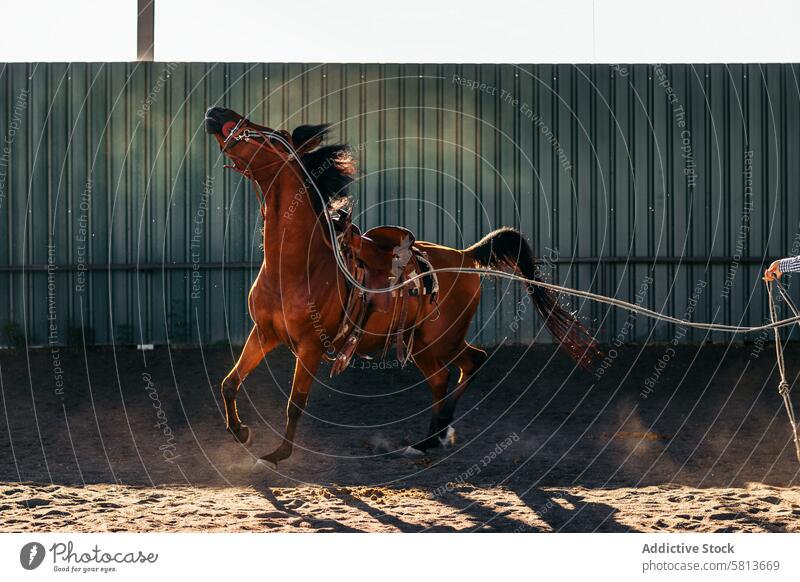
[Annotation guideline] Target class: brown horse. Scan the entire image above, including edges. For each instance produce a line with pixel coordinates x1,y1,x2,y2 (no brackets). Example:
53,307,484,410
205,106,598,465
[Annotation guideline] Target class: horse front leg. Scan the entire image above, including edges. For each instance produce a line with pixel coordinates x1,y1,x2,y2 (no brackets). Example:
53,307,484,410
221,325,278,446
259,345,322,466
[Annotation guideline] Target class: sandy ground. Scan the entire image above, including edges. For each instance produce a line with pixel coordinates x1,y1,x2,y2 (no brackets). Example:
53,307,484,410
1,343,799,532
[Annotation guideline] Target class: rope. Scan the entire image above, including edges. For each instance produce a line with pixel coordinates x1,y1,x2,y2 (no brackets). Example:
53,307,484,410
767,279,800,463
262,130,800,335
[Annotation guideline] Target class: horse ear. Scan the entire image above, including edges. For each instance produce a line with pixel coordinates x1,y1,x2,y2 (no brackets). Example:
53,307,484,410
292,124,330,154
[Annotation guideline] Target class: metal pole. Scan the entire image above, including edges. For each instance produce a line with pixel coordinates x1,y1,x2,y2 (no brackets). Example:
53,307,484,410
137,0,155,61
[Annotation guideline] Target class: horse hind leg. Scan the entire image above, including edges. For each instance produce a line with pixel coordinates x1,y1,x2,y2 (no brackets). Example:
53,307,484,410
409,344,487,454
221,325,277,447
409,355,451,453
436,343,488,448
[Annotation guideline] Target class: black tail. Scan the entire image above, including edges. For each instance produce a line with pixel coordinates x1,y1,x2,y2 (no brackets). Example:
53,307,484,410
466,227,600,370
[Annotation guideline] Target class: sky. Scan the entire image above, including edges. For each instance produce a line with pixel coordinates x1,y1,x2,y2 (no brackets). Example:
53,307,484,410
0,0,798,62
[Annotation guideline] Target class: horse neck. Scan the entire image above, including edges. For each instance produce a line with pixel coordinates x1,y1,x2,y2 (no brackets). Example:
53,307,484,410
254,169,335,278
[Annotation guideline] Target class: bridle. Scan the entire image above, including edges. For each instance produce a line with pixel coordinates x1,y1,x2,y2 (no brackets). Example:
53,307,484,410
219,117,299,219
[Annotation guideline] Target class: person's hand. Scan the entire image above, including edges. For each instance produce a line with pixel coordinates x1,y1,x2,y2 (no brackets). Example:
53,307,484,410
764,260,783,282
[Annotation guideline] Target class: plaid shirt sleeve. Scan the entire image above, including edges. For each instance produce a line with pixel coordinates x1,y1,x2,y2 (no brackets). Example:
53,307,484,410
779,256,800,273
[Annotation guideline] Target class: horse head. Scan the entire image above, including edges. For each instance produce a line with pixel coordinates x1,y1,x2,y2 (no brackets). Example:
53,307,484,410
205,106,355,213
205,107,329,179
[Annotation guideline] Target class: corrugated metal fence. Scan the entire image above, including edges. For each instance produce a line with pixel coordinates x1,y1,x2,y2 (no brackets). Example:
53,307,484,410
1,63,798,348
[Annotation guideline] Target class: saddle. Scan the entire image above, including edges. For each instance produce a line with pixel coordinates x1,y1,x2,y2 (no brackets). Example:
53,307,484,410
329,210,438,377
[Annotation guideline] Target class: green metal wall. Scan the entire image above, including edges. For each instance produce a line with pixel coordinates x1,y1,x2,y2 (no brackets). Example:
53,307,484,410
0,63,797,348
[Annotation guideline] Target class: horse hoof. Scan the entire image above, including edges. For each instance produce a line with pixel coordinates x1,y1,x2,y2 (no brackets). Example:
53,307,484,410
229,424,253,447
259,456,279,468
400,445,425,457
259,448,287,467
438,426,456,448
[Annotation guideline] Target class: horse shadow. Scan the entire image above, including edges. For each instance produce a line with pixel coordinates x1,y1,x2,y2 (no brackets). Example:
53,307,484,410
248,481,364,532
504,485,636,532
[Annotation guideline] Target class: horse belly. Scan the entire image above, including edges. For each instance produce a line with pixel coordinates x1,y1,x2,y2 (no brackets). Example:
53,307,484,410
352,296,424,354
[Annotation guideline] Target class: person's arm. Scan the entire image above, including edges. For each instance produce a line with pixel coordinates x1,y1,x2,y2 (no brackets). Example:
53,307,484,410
779,256,800,274
765,256,800,281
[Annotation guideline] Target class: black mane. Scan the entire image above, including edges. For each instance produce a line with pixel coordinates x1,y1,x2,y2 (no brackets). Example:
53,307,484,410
292,124,355,213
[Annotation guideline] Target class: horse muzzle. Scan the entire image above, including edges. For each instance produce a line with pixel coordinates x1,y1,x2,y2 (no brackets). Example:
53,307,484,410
204,106,239,134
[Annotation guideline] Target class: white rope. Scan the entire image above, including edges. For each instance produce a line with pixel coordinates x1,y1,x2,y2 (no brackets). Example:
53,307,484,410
767,280,800,463
266,131,800,335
